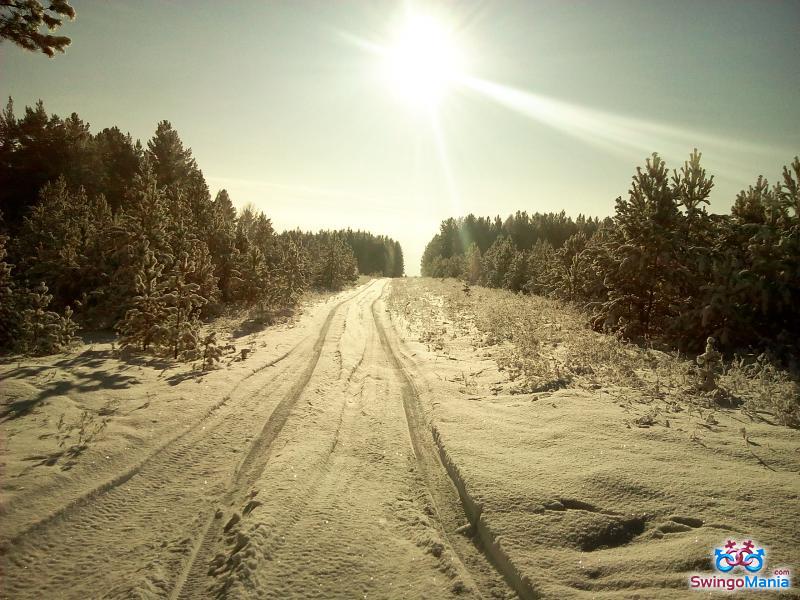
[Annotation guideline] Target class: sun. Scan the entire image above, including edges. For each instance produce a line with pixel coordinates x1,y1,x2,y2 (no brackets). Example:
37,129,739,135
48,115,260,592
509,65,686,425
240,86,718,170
385,15,464,109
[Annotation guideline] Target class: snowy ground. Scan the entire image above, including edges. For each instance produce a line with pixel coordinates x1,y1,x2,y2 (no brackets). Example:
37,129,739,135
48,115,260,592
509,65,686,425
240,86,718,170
1,278,797,599
387,278,799,599
1,280,508,599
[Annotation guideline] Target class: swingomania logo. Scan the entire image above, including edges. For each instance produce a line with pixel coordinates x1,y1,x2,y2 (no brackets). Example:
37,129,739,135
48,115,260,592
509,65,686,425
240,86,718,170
715,539,765,573
689,540,793,591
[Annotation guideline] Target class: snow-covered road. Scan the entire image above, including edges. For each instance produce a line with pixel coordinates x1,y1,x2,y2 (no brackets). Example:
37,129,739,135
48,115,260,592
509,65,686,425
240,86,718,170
7,277,796,599
2,280,517,599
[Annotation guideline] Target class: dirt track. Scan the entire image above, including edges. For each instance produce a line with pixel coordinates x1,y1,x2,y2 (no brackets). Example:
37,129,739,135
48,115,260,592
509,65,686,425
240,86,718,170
1,280,517,599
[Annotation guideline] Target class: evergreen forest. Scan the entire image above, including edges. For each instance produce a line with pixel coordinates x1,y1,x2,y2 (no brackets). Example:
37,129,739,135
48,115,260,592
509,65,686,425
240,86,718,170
0,99,404,357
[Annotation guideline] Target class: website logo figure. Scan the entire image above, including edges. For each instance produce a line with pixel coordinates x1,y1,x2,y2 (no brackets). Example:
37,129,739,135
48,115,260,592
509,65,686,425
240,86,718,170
715,540,765,574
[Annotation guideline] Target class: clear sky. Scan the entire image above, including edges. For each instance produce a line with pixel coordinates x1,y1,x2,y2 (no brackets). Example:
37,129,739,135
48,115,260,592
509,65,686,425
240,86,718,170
2,0,798,274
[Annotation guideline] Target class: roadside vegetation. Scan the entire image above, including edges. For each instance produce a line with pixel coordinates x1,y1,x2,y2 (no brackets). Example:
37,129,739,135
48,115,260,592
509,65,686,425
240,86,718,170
0,99,403,359
417,150,799,426
421,151,800,365
390,277,799,429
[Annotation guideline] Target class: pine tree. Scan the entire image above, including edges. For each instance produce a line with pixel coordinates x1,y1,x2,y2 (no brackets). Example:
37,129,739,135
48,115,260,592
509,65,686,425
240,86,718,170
463,243,483,285
482,236,516,288
237,245,268,305
117,244,168,351
146,121,197,191
669,149,716,346
0,1,76,57
201,331,223,370
598,153,683,338
314,233,357,291
777,157,800,221
707,158,800,353
56,305,79,349
160,252,206,359
165,191,219,313
185,241,219,313
550,231,589,300
108,158,172,320
268,235,309,309
19,282,78,355
525,239,556,296
207,189,240,302
15,177,112,314
119,158,171,253
392,240,404,277
93,126,142,213
0,232,19,349
503,250,530,292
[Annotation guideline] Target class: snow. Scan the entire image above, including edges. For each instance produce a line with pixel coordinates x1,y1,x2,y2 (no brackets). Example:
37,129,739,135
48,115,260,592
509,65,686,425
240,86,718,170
388,278,800,599
1,277,797,599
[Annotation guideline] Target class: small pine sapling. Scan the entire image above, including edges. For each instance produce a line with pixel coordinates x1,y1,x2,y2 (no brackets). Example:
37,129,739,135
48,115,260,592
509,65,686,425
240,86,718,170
57,305,79,349
696,336,722,392
201,331,223,370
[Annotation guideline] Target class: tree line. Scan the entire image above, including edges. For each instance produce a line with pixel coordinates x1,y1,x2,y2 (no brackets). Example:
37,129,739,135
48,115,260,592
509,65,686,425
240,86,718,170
421,150,800,361
422,211,602,280
0,99,403,357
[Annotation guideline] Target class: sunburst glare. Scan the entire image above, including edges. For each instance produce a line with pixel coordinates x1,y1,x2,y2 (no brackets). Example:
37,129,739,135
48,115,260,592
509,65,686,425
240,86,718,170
383,14,464,109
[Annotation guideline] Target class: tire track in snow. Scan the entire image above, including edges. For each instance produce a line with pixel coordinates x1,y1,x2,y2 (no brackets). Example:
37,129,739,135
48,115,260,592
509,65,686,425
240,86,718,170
3,281,377,549
204,318,375,598
0,283,376,600
371,281,535,600
211,282,474,599
171,283,376,599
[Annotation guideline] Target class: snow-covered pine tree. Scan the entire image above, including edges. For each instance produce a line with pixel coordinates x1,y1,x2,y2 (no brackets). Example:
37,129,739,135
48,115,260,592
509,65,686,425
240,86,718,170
185,241,219,314
15,177,79,294
314,233,357,291
145,120,213,235
160,252,206,359
524,238,556,296
267,235,309,311
0,233,19,349
778,157,800,221
201,331,223,370
207,190,240,302
710,157,800,353
146,120,198,192
165,191,220,314
549,231,589,301
463,242,483,285
669,149,716,347
19,282,78,355
597,153,683,338
56,305,79,349
116,157,171,256
15,177,113,317
117,242,168,351
481,236,516,289
107,158,173,322
237,245,268,305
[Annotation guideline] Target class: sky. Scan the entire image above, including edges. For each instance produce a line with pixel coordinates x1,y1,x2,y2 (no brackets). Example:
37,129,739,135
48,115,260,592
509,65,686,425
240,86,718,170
2,0,798,274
